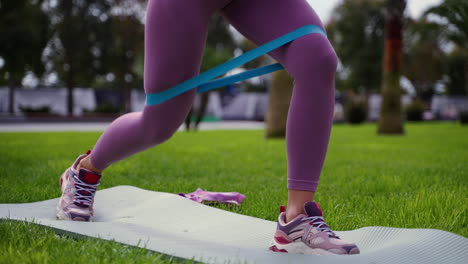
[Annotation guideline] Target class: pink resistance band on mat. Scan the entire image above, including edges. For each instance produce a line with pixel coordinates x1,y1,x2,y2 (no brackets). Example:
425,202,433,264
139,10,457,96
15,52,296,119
179,188,246,206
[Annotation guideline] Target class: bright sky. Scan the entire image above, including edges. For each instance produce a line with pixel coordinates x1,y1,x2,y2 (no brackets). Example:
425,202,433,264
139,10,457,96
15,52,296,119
307,0,444,24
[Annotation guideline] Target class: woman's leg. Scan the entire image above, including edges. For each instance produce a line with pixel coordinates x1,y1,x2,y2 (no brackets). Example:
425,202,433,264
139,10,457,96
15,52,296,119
220,0,338,221
59,0,233,222
81,0,231,171
221,0,359,255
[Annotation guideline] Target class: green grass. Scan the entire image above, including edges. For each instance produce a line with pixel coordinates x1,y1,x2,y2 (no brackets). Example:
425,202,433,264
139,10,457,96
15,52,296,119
0,123,467,263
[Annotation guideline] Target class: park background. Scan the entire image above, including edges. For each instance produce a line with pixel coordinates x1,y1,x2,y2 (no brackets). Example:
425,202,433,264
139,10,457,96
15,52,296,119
0,0,467,127
0,0,467,263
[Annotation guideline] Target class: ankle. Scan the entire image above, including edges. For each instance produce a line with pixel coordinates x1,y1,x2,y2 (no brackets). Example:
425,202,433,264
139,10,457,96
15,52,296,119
285,207,305,223
79,156,102,174
286,189,315,223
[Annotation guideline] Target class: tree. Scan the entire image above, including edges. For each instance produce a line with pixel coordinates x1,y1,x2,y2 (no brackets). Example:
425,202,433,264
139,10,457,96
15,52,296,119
206,12,236,54
445,49,467,95
0,0,50,113
108,15,144,113
185,13,236,131
49,0,112,116
265,0,387,137
425,0,468,95
239,38,271,72
403,18,445,101
327,0,386,93
265,69,293,138
378,0,406,134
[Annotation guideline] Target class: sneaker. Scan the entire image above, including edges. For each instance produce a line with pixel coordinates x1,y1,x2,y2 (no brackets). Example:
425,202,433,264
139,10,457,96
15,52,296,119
56,152,101,221
269,201,360,255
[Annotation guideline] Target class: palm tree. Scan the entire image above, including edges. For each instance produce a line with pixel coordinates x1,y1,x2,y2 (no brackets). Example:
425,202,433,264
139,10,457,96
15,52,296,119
425,0,468,95
377,0,406,134
265,68,294,138
403,18,445,101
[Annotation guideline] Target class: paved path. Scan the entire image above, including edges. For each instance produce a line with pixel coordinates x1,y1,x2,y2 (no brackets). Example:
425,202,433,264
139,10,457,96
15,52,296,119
0,121,264,132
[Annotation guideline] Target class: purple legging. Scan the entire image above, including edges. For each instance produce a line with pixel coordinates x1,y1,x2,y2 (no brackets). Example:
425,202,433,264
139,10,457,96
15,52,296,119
90,0,338,192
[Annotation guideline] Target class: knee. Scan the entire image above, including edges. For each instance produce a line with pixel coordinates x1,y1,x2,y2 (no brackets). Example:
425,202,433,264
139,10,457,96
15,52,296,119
141,93,195,145
284,34,338,80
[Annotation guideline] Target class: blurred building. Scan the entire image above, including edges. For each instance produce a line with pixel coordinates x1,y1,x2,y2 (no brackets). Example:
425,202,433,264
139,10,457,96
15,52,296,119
1,87,467,122
0,87,96,116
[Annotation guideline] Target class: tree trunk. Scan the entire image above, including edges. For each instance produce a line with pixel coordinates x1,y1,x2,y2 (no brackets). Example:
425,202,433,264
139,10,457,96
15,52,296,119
464,59,468,96
378,0,406,134
66,71,75,116
265,69,294,138
8,82,15,114
123,85,132,113
67,85,73,116
195,92,209,129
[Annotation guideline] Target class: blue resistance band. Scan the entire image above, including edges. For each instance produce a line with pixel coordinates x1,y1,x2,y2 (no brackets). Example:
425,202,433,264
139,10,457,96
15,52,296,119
146,24,326,106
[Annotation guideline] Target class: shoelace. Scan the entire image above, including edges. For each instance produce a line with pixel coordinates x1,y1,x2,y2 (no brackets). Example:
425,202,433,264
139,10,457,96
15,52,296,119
73,175,98,206
302,216,339,238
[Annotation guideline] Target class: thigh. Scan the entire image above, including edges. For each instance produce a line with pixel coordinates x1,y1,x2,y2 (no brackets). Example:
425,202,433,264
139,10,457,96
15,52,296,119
219,0,327,66
144,0,231,94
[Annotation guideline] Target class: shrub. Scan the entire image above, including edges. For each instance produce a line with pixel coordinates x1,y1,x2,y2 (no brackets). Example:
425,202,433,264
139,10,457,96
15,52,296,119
405,99,424,121
19,105,51,113
84,102,123,114
460,111,468,125
344,99,368,124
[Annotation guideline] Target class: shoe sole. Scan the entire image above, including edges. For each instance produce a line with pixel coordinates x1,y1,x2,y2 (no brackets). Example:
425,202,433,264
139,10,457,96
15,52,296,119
269,239,336,255
56,197,91,221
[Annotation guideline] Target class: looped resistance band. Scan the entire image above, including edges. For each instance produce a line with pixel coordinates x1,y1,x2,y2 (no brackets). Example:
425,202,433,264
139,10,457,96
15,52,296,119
146,24,326,105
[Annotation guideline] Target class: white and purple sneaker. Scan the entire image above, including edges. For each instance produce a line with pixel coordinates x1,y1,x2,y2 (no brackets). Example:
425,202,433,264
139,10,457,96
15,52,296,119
56,152,101,221
269,201,360,255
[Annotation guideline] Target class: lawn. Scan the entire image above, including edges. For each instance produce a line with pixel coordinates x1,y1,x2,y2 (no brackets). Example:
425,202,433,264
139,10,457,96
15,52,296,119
0,123,467,263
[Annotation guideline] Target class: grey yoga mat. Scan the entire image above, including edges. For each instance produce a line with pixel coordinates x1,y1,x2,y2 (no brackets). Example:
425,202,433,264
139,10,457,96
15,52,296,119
1,185,467,264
